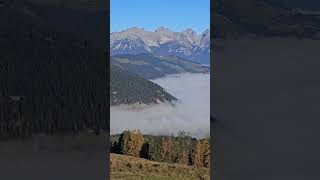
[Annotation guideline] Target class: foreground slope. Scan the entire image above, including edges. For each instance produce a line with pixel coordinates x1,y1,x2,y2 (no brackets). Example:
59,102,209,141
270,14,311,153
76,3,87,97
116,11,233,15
110,153,209,180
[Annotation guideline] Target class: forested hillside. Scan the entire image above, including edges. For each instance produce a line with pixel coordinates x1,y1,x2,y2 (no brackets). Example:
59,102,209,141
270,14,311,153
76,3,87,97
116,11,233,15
110,64,176,105
111,53,210,79
0,0,108,137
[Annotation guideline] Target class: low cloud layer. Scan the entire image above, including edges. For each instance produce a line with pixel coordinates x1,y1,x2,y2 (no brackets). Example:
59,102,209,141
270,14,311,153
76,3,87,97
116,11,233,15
110,73,210,138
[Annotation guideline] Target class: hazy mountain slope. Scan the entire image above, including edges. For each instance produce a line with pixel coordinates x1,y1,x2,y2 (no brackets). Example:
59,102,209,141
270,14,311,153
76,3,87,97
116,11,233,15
0,0,108,136
214,0,320,38
110,64,176,105
20,0,107,48
25,0,106,11
270,0,320,9
110,27,210,65
111,53,210,79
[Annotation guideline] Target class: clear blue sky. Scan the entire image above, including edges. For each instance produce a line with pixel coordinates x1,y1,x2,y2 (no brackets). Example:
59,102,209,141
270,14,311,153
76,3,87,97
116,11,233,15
110,0,210,34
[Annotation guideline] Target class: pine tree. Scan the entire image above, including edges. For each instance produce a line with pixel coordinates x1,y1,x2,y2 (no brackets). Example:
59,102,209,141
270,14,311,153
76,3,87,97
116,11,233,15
173,131,187,163
140,142,149,159
162,137,174,162
148,137,163,162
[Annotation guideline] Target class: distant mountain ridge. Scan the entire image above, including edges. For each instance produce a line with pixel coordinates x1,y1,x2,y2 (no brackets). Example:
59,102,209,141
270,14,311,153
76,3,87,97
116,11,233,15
110,27,210,65
111,53,210,79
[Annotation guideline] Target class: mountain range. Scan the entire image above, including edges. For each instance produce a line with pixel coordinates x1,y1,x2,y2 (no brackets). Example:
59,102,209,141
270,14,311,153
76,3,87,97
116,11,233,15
110,27,210,65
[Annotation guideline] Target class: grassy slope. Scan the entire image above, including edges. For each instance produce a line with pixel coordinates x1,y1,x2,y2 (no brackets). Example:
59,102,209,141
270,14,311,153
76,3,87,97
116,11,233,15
110,153,210,180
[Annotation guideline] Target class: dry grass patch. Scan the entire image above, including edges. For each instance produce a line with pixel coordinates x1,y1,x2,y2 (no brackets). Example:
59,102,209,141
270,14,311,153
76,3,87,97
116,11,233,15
110,153,209,180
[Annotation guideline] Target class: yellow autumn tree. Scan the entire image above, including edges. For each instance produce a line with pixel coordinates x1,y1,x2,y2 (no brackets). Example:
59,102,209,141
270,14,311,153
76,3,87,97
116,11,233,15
192,141,202,166
119,129,144,157
179,150,189,165
200,139,210,168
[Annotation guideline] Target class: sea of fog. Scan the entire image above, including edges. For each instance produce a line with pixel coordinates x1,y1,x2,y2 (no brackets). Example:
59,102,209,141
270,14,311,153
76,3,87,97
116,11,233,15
110,73,210,139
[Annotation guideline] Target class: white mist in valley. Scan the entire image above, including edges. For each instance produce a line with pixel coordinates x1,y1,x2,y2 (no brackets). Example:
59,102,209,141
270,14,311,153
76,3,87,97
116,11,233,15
110,73,210,139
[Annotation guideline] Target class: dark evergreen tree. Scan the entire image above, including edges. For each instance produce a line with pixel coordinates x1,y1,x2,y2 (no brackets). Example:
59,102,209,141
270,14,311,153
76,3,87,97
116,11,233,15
140,142,150,159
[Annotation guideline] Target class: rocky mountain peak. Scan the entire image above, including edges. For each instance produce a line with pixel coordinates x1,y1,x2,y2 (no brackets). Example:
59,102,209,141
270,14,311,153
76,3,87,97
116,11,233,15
182,28,197,36
155,26,171,33
124,27,145,32
201,29,210,37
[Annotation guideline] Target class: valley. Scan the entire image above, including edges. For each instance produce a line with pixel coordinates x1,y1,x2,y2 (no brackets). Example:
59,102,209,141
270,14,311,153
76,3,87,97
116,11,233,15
110,53,210,106
110,73,210,138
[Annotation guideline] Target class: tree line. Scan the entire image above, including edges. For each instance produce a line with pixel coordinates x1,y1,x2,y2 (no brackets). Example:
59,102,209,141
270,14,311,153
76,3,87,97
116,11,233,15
110,130,210,168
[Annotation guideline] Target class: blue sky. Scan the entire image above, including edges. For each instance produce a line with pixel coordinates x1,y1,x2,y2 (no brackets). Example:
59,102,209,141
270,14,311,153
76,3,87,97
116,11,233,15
110,0,210,34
